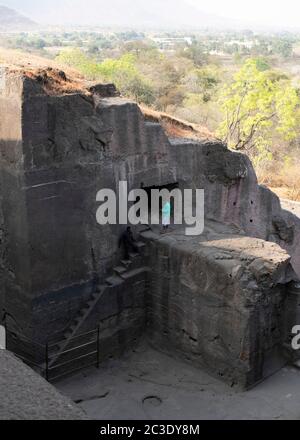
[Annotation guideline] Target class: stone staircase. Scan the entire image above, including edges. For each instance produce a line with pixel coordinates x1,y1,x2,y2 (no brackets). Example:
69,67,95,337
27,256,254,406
47,238,149,373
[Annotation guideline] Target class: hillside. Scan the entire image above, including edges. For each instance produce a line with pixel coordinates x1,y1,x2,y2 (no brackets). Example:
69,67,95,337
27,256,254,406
0,48,213,142
0,5,36,30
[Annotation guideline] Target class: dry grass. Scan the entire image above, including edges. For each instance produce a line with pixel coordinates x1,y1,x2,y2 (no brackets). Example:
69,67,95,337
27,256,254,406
0,48,87,95
258,163,300,202
25,68,87,95
0,48,82,78
140,104,216,141
268,187,300,201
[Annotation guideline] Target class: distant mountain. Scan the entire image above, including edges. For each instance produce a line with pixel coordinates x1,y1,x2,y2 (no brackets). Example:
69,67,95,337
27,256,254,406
0,0,239,29
0,5,36,30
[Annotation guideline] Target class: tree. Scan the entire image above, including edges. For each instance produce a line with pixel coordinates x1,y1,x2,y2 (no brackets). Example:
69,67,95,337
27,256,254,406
87,44,99,55
124,75,154,105
194,66,220,102
254,57,270,72
56,49,100,79
181,41,208,66
273,38,293,59
218,59,299,157
97,53,154,103
56,50,155,104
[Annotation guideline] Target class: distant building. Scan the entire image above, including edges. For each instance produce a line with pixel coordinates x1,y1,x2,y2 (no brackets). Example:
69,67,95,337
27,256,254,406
150,36,192,51
224,39,257,49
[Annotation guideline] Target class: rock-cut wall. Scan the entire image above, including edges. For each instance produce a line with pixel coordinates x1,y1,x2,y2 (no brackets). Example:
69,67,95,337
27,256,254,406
0,68,300,387
169,139,300,277
0,69,174,347
143,226,295,389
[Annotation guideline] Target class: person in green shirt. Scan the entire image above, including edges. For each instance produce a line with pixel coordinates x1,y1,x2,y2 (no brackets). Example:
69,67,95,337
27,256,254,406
162,201,171,232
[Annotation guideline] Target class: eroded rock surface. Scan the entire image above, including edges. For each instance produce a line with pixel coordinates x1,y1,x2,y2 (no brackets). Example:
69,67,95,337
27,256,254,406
0,67,300,388
142,223,294,388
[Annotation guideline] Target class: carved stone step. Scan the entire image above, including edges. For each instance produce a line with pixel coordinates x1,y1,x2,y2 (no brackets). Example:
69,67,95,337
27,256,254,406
136,241,146,248
129,252,139,259
48,260,146,369
105,275,124,286
114,266,127,275
120,266,150,280
136,224,151,234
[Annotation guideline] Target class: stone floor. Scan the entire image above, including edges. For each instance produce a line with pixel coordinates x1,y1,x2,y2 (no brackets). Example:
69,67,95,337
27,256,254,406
56,341,300,420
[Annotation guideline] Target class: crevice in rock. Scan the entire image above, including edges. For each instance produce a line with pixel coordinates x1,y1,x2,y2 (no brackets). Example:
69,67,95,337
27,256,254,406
74,391,109,404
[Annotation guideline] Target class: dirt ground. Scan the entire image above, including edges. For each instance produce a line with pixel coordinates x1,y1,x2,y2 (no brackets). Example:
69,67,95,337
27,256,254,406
56,341,300,420
270,187,300,202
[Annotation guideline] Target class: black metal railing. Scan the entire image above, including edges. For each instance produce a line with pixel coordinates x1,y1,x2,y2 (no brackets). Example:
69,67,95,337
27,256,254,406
5,326,101,382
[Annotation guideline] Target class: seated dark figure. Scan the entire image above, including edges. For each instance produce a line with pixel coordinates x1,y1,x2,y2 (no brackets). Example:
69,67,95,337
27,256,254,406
119,226,139,260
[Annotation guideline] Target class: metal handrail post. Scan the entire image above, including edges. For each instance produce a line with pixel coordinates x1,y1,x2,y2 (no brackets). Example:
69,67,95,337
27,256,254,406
97,325,100,369
45,342,49,381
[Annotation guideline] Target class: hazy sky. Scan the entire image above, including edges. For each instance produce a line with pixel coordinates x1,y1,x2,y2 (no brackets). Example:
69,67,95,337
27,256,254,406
2,0,300,28
188,0,299,27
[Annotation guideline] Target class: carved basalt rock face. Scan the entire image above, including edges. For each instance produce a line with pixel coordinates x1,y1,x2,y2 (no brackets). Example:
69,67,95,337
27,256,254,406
88,83,120,98
0,67,300,388
272,216,295,244
144,227,294,389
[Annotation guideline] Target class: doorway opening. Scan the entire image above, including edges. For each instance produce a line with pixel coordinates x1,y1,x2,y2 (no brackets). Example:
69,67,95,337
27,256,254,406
141,182,179,225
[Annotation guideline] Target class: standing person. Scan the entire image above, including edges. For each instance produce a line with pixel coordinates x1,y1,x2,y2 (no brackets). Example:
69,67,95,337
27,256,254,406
119,226,139,260
162,201,171,232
